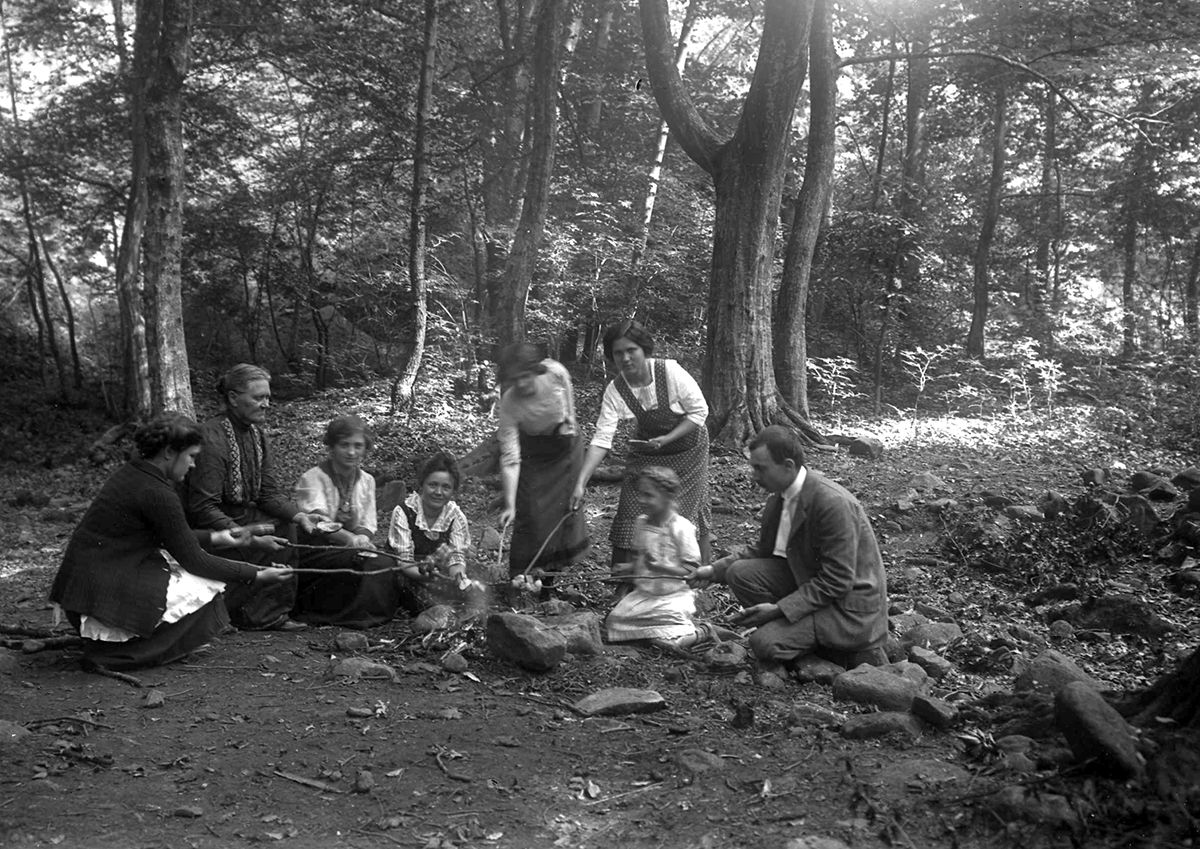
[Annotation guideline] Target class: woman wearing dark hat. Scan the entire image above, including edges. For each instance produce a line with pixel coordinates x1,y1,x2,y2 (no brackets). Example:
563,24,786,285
570,320,712,568
495,343,590,583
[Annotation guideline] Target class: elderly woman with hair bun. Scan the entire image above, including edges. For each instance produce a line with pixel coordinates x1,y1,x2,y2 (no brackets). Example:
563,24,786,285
49,413,294,671
185,363,321,631
290,415,403,628
571,320,712,569
495,343,590,590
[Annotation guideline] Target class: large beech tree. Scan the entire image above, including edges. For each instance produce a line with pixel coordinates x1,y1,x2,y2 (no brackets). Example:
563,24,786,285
638,0,823,443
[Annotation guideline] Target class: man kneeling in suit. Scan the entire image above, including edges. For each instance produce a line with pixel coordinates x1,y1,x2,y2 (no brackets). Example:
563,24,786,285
690,425,888,677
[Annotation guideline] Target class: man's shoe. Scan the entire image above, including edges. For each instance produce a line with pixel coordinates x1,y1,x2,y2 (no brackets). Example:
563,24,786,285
274,619,309,632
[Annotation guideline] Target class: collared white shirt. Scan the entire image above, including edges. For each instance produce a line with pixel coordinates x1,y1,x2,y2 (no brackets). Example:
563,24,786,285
773,466,808,557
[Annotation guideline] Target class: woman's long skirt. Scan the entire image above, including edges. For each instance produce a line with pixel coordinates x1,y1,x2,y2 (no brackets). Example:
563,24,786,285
68,602,228,671
292,538,405,629
508,432,590,577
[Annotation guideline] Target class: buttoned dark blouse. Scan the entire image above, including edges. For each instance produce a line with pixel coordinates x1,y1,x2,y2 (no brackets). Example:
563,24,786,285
50,459,259,637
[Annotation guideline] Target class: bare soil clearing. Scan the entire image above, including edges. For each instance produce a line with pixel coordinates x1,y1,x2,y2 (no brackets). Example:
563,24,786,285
2,385,1197,849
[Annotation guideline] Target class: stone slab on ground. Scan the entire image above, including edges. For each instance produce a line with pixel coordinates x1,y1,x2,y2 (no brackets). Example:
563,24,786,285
486,612,567,672
1013,649,1100,695
908,645,953,680
793,655,846,685
832,664,920,711
1054,681,1144,778
573,687,666,717
540,610,603,656
840,711,924,741
911,694,958,729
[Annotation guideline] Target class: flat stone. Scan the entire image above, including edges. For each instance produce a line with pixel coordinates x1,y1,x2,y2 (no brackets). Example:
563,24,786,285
1170,467,1200,490
1129,470,1160,490
907,646,953,680
889,610,931,636
913,601,955,622
793,655,845,685
540,611,603,656
848,436,884,459
995,734,1036,754
985,786,1079,828
334,632,370,651
704,641,748,671
1071,594,1172,637
0,719,31,746
324,657,399,682
911,694,958,729
901,620,963,651
140,689,165,709
981,490,1014,509
573,687,666,717
1116,494,1159,535
832,664,919,712
1004,504,1044,521
1013,649,1100,695
1026,583,1080,605
1054,681,1144,778
840,711,923,741
675,748,726,775
1080,468,1107,487
486,613,566,672
784,838,853,849
881,660,929,691
441,652,468,673
1048,619,1075,640
1040,491,1070,519
909,472,948,492
413,604,457,634
788,702,847,729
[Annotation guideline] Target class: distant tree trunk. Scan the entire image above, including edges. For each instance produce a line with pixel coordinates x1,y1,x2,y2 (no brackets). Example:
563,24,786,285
639,0,824,444
965,77,1008,360
392,0,439,410
869,50,895,213
580,0,614,137
774,0,836,417
631,0,698,273
1184,230,1199,344
1034,90,1058,320
1119,188,1139,357
38,233,83,389
496,0,563,347
140,0,194,417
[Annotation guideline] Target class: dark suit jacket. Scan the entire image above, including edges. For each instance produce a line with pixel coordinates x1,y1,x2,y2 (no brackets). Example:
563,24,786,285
753,469,887,650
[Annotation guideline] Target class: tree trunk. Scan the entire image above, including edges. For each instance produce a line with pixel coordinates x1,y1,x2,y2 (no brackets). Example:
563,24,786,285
38,232,83,389
1119,188,1139,357
965,77,1008,360
580,0,614,137
639,0,823,444
1184,230,1199,344
1034,90,1058,318
392,0,439,410
496,0,563,347
869,51,895,214
140,0,194,417
773,0,836,417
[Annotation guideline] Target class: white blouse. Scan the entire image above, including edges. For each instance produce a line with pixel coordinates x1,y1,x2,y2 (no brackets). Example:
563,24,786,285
590,358,708,450
497,359,577,468
294,465,378,534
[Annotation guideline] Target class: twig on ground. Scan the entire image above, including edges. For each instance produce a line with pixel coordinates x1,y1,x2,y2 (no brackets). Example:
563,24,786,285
273,769,344,794
24,716,114,730
434,749,472,782
583,782,664,806
80,659,145,688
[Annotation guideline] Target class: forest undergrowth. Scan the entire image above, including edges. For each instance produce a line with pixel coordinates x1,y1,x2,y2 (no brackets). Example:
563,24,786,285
1,359,1198,849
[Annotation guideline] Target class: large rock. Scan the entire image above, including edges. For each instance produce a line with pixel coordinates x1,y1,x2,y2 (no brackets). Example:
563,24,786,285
840,712,924,741
573,688,665,717
793,655,845,685
0,719,31,746
486,613,566,672
1116,494,1160,535
540,611,603,656
324,657,399,682
985,786,1079,829
900,621,963,651
788,702,847,729
882,660,930,691
1070,594,1172,637
413,604,457,634
907,646,953,680
832,664,920,711
1054,682,1144,778
911,694,958,729
1171,467,1200,490
848,436,884,459
1013,649,1100,695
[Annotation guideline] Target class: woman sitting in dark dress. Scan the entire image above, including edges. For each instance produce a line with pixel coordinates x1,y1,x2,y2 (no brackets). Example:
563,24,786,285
49,413,294,671
291,416,400,629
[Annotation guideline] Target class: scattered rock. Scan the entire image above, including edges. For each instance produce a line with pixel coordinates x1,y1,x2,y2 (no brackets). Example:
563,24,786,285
995,735,1035,755
1013,649,1100,695
981,490,1014,509
486,613,566,672
1071,594,1172,637
353,768,375,794
883,634,906,663
757,668,789,690
1116,494,1159,535
911,694,958,729
1145,479,1180,502
537,598,578,615
478,525,503,551
1054,681,1144,778
832,664,920,711
882,660,929,690
324,657,399,683
334,632,370,652
140,689,165,709
890,610,931,637
9,489,50,508
573,688,665,717
900,620,963,652
784,837,853,849
848,436,884,459
675,748,726,776
1048,619,1075,640
793,655,845,685
1079,468,1107,487
730,700,754,729
173,806,203,819
441,652,468,673
1039,491,1070,520
985,786,1079,829
1026,583,1080,605
1004,504,1044,521
1007,624,1045,646
926,498,958,512
788,702,847,729
1129,470,1160,490
540,611,603,656
703,641,748,671
0,649,22,675
1170,467,1200,490
913,601,954,622
840,711,923,741
346,706,374,718
0,720,31,746
907,646,953,680
413,604,457,634
909,472,948,492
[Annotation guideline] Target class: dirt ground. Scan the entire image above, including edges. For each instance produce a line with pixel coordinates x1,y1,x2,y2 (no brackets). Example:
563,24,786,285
2,396,1197,849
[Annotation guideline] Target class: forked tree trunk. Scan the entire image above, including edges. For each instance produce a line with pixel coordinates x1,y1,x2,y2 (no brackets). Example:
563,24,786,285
774,0,836,417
